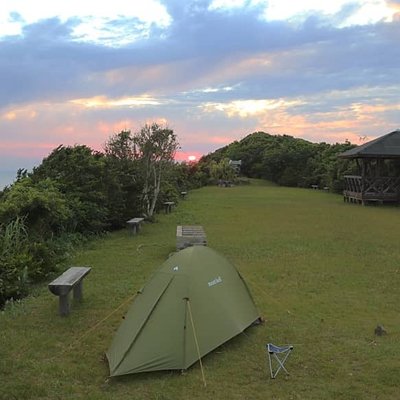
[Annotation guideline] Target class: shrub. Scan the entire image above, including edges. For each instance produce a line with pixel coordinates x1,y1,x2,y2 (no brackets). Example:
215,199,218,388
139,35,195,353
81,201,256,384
0,217,31,305
0,177,72,237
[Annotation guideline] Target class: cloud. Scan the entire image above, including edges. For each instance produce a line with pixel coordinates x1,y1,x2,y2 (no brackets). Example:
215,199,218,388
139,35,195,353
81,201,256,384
1,2,398,108
0,0,399,182
70,95,163,108
0,0,172,44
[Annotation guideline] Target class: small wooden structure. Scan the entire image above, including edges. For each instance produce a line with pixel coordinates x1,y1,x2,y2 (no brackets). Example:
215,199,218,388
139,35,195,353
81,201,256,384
163,201,175,214
48,266,91,316
126,217,144,235
339,130,400,205
176,225,207,250
229,160,242,175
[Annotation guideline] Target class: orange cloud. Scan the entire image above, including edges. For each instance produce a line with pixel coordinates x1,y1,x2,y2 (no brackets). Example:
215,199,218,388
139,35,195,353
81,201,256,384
387,1,400,18
255,100,400,144
70,95,161,108
2,108,37,121
202,99,303,117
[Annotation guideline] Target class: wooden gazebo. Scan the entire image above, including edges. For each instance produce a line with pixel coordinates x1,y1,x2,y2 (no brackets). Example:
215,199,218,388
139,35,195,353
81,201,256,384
339,130,400,205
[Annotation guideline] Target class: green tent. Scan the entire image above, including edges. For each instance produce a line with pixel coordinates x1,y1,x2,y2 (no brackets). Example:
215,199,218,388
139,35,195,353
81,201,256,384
107,246,260,377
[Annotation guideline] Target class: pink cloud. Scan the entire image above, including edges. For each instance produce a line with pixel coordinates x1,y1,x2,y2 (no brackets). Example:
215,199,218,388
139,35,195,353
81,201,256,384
0,141,55,158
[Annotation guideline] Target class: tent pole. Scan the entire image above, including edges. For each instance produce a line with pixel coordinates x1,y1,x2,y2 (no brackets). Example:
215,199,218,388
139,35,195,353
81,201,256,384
186,299,207,388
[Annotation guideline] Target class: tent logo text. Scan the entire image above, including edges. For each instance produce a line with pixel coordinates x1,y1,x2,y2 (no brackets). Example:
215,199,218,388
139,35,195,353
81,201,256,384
208,276,222,287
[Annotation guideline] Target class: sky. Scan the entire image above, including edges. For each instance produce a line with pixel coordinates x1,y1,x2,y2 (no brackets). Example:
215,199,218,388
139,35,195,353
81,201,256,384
1,0,400,187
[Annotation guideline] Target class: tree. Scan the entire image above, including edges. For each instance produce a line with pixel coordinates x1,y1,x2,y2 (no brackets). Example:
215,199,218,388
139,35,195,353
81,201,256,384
0,177,72,237
209,158,236,182
31,145,108,233
103,130,141,227
133,123,179,218
104,130,135,160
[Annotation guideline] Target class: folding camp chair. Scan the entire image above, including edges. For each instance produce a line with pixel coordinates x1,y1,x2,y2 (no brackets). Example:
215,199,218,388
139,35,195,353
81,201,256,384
266,343,293,379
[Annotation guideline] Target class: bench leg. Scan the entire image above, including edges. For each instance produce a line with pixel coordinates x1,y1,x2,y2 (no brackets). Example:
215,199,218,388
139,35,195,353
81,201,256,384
59,294,70,316
128,224,139,235
73,280,84,302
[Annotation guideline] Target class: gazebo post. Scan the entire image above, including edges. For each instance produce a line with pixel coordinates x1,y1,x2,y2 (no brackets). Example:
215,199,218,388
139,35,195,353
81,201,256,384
361,159,367,205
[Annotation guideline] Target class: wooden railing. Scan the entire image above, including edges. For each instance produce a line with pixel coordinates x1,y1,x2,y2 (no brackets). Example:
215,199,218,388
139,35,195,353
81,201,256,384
343,175,400,202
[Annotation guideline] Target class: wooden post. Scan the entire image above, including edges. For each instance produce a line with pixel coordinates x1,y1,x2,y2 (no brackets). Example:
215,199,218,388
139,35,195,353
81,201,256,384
59,294,70,316
361,159,367,205
73,280,84,302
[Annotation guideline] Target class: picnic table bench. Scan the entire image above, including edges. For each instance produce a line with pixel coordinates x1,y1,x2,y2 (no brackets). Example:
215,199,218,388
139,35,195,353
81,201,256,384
180,191,188,199
48,266,91,316
126,217,144,235
176,225,207,250
163,201,175,214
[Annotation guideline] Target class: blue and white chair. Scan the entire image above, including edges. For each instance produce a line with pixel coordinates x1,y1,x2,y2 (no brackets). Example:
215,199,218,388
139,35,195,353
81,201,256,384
266,343,294,379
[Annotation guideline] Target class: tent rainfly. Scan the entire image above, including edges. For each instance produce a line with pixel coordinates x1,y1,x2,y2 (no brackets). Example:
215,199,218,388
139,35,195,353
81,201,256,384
107,246,260,377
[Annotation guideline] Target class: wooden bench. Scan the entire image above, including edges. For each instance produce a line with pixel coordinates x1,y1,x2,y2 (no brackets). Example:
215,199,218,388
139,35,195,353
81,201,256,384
163,201,175,214
180,191,188,199
48,266,91,316
176,225,207,250
126,217,144,235
311,184,319,190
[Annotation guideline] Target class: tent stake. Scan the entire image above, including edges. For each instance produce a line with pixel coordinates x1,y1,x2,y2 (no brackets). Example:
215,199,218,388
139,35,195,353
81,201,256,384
186,299,207,388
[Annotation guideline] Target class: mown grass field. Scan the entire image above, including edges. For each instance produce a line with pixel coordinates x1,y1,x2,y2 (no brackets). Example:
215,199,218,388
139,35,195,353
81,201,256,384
1,180,400,399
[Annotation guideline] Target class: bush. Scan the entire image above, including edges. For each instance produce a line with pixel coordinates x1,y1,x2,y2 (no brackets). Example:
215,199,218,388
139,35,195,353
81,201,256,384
0,217,31,305
31,145,109,233
0,217,84,306
0,178,72,237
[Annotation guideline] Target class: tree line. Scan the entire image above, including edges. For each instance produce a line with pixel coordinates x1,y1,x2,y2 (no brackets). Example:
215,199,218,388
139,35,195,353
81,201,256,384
0,124,204,306
198,131,357,191
0,128,355,306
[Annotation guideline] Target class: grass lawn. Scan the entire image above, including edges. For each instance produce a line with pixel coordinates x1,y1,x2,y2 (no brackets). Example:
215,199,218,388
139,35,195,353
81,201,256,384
1,180,400,399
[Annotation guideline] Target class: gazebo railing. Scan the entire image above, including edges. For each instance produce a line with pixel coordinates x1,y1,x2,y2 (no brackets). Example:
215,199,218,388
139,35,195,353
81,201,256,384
343,175,400,202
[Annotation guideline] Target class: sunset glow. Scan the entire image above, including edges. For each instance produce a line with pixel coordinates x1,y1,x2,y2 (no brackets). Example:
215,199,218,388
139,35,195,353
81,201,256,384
0,0,399,188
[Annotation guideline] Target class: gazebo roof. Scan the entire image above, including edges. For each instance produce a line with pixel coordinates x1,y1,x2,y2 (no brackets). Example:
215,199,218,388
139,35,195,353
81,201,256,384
339,130,400,159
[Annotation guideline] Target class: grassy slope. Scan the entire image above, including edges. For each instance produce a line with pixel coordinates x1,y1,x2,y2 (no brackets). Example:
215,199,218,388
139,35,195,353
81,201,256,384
1,181,399,399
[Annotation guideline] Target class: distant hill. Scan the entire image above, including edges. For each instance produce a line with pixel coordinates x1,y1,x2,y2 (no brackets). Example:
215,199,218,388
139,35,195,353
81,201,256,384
200,131,356,191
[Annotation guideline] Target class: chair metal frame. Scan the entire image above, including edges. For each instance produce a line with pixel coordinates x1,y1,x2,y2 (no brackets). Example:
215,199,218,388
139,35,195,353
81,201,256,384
266,343,293,379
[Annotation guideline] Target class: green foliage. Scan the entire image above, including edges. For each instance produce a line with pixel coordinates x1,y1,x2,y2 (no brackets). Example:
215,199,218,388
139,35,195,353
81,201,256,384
168,162,201,191
209,158,236,183
133,123,179,218
0,217,30,304
103,131,142,227
104,129,135,160
0,126,186,305
0,147,112,305
201,131,356,191
0,215,80,306
0,177,72,236
31,145,109,233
